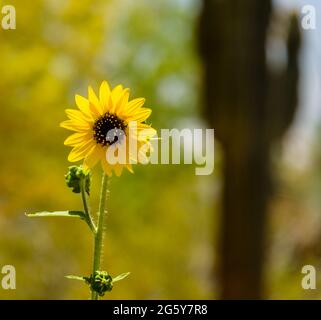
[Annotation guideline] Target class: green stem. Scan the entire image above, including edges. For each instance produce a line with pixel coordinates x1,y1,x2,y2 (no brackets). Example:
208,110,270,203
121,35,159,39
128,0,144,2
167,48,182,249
91,173,109,300
81,178,96,234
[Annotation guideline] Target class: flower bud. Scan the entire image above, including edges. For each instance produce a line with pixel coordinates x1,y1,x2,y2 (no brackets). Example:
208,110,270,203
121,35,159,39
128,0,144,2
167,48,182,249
85,271,113,296
65,165,91,195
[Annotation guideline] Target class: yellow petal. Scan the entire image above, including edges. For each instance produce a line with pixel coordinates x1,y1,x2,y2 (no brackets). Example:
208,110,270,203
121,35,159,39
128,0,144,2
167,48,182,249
99,81,111,112
65,109,92,124
124,98,145,115
113,164,123,177
75,95,93,119
137,126,157,141
126,108,152,122
110,85,123,113
126,163,134,174
68,140,95,162
138,147,149,163
88,85,103,116
101,160,112,176
115,88,130,114
84,145,103,168
60,120,90,132
64,132,92,146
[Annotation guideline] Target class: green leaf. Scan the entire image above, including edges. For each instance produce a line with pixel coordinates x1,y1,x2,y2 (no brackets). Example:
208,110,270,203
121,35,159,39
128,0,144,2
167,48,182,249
26,210,86,220
113,272,130,283
65,275,86,281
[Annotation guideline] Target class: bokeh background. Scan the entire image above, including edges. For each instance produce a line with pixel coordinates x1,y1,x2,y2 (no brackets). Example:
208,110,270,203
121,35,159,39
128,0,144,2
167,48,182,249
0,0,320,299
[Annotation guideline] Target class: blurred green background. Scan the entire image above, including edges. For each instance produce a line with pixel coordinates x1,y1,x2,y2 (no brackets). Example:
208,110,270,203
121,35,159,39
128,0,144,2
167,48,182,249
0,0,320,299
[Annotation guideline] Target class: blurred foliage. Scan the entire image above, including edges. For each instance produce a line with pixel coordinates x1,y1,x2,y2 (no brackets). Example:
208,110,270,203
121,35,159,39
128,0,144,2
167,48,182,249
0,0,320,300
266,127,321,299
0,0,215,299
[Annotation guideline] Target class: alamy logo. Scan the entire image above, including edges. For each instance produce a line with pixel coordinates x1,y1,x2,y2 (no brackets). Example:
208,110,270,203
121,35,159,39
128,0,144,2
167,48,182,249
301,265,316,290
101,122,215,176
301,5,316,30
1,265,16,290
1,5,16,30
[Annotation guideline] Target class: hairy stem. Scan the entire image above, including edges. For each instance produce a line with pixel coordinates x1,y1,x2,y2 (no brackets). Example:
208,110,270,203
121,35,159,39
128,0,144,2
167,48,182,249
91,173,109,300
81,178,96,234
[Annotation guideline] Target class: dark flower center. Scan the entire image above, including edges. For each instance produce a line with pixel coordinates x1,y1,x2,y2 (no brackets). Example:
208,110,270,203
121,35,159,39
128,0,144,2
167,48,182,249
93,113,126,146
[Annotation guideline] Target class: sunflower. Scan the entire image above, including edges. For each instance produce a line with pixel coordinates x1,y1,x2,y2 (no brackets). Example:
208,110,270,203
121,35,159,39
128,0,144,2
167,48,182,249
60,81,156,176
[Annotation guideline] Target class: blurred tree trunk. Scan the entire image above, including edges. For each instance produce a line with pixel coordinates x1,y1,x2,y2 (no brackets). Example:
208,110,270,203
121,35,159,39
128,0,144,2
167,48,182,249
199,0,301,299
